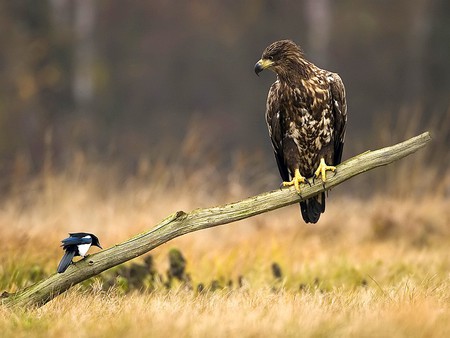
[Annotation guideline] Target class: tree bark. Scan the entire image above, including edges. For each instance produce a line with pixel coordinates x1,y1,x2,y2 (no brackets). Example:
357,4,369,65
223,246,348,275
2,132,431,308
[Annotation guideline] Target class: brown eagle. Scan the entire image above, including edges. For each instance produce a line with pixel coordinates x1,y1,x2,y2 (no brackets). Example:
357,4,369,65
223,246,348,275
255,40,347,223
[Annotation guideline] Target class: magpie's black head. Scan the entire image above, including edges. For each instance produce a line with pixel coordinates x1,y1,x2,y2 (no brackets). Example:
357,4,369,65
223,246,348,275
66,232,102,249
89,234,102,249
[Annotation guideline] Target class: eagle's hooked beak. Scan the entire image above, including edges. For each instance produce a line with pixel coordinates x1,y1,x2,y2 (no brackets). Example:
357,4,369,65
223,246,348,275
254,58,274,76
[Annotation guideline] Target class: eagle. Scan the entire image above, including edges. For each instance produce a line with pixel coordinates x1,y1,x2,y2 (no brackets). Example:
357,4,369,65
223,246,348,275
255,40,347,223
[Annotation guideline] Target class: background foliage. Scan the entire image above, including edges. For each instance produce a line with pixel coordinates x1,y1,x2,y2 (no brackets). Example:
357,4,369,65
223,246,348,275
0,0,448,183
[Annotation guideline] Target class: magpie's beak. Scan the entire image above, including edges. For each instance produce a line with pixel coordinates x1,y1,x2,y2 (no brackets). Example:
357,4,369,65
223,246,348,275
254,58,274,76
96,243,103,249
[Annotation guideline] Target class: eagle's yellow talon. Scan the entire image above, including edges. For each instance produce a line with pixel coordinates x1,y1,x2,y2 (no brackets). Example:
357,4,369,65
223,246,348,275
314,158,336,182
282,169,306,193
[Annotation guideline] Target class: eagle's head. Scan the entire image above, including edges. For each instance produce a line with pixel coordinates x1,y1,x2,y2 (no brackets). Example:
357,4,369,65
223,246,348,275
254,40,306,80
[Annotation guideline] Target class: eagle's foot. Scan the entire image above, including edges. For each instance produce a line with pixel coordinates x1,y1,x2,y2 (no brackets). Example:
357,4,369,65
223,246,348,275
282,169,307,193
314,158,336,182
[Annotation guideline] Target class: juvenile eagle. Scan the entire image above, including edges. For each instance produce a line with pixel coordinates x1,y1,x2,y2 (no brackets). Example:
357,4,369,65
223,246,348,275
255,40,347,223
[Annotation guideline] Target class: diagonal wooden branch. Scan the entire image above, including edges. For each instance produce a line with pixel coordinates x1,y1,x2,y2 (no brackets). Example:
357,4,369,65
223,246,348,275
3,132,431,308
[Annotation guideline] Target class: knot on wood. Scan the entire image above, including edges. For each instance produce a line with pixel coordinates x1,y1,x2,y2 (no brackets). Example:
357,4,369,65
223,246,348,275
174,210,187,220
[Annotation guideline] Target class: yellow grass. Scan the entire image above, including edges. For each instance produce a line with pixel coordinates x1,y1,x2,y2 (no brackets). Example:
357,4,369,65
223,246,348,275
1,129,449,337
1,283,448,338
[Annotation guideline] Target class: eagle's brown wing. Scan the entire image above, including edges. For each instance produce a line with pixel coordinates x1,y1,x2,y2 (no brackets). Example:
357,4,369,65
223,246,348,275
265,81,290,182
328,72,347,165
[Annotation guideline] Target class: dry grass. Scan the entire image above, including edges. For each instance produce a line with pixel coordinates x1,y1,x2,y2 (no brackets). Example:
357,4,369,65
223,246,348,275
1,283,448,338
0,123,449,337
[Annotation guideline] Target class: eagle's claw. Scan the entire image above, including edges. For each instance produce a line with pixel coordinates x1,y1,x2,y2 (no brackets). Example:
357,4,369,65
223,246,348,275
314,158,336,182
282,169,308,193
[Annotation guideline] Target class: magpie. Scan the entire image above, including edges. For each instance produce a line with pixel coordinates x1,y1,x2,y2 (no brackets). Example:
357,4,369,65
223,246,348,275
57,232,102,273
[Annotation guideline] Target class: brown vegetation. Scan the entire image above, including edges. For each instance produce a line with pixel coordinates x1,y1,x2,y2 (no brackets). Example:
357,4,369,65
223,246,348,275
0,124,449,336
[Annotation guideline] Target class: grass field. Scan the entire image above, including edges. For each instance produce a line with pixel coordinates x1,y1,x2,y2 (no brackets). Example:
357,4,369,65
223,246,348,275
0,128,449,337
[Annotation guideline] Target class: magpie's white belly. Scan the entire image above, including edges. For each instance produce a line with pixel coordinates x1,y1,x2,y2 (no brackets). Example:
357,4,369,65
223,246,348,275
77,243,91,257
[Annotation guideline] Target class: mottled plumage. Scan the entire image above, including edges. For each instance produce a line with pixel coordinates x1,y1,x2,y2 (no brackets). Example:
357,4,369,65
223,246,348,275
255,40,347,223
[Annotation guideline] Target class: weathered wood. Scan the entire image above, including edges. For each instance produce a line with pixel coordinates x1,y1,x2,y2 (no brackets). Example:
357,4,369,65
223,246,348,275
2,132,431,308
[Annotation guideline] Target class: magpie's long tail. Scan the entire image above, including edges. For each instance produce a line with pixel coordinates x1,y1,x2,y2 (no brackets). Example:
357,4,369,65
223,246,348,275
300,192,326,224
57,251,76,273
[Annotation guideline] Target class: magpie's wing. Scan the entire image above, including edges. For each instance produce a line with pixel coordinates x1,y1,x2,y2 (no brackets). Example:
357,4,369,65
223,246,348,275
61,235,92,247
57,250,76,273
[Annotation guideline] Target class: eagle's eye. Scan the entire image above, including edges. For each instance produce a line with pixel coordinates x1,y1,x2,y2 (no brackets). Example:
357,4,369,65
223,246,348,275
267,55,274,61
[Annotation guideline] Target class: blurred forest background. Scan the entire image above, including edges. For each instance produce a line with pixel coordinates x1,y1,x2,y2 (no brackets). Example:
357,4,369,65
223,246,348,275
0,0,448,193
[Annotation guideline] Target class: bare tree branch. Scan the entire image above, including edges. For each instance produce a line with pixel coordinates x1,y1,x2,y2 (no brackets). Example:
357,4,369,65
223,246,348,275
2,132,431,308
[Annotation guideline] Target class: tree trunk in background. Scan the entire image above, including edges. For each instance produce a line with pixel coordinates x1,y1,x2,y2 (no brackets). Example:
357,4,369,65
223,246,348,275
404,0,434,106
49,0,71,26
73,0,95,115
305,0,331,67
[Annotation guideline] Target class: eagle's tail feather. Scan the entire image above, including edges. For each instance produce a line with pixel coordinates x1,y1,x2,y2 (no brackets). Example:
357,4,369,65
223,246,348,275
57,251,76,273
300,192,325,224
